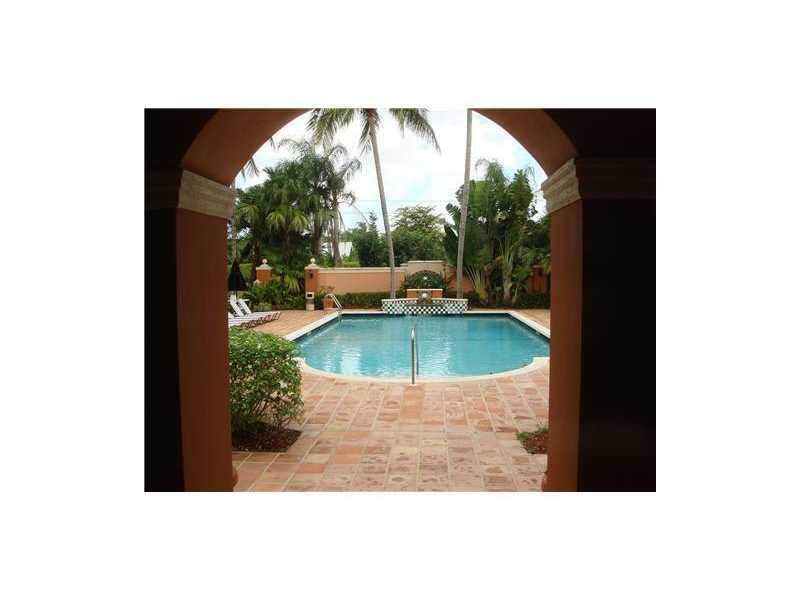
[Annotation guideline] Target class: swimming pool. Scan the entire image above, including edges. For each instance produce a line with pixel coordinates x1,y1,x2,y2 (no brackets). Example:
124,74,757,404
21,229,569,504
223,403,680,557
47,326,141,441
295,314,549,379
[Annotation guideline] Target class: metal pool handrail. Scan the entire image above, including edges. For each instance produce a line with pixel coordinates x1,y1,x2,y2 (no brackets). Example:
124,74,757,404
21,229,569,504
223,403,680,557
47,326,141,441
326,293,343,322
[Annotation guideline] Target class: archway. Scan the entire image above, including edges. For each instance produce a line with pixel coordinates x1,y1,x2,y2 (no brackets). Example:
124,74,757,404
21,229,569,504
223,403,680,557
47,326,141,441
145,108,655,491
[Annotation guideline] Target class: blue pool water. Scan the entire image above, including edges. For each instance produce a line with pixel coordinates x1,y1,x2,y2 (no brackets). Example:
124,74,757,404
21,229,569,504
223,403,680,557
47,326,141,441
295,314,549,378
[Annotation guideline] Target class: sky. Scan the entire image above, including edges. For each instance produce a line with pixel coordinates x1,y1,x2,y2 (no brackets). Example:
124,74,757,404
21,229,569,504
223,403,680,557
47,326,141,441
235,110,548,230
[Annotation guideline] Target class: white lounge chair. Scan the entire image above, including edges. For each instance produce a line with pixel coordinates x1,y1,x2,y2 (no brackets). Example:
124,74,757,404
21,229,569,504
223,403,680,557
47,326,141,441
229,296,248,318
236,298,280,323
228,296,267,327
228,311,262,328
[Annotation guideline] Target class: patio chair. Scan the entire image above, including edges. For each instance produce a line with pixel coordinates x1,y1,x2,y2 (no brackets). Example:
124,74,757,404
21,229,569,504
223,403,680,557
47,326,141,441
228,312,261,329
236,298,280,322
227,299,268,327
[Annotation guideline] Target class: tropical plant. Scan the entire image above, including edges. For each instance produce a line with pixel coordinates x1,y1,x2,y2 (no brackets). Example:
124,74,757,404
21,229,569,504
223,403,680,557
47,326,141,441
465,265,489,302
245,280,303,310
456,108,473,298
228,328,303,435
445,158,544,306
495,239,517,305
307,108,440,297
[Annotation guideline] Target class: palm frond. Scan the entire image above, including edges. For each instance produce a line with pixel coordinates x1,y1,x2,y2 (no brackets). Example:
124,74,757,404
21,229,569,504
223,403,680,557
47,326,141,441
337,157,362,181
238,156,259,182
389,108,440,152
307,109,356,149
356,109,380,156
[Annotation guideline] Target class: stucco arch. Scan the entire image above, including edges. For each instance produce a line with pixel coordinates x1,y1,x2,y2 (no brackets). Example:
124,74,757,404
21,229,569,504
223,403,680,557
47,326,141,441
180,108,577,186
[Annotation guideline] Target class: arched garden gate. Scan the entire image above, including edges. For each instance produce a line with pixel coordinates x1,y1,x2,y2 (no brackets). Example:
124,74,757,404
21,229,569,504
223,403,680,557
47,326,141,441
145,108,655,491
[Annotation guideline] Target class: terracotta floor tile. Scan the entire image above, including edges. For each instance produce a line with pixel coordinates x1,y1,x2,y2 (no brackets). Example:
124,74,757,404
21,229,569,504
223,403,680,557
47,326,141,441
274,454,303,464
296,463,326,474
267,462,299,473
250,481,285,491
233,318,549,492
244,452,279,463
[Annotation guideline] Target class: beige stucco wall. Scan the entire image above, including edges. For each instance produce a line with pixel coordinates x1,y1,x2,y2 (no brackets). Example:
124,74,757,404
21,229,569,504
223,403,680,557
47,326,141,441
306,262,498,295
316,268,407,293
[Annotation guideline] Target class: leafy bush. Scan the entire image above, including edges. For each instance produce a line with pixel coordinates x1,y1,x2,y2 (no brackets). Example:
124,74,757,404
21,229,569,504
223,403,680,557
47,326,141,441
228,328,303,435
313,287,387,309
400,270,444,293
444,288,483,306
244,281,304,310
338,292,387,308
514,291,550,309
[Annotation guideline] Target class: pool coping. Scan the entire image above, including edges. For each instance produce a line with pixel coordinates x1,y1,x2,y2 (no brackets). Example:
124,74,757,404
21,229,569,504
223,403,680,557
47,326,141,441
284,310,551,385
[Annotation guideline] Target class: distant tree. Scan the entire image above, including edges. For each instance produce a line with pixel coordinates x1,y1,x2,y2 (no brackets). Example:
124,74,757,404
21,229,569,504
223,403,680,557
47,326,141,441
351,212,388,267
392,205,444,232
391,206,445,264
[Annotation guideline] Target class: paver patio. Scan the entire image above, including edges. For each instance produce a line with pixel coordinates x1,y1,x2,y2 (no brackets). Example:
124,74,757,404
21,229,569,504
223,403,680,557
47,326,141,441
236,309,550,492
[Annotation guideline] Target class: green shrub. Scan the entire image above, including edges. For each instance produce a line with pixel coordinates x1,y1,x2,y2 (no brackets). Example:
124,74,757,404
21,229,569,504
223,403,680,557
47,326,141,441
514,291,551,309
228,328,303,435
400,270,444,293
444,288,482,306
244,281,304,310
338,292,387,308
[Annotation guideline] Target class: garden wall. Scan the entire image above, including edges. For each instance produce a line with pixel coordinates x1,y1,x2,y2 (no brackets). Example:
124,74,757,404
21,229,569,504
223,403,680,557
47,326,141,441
303,259,545,295
314,267,406,294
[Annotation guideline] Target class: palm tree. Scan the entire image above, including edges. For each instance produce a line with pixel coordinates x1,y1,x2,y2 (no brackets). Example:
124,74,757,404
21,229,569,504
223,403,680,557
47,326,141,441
278,139,361,263
325,154,361,266
456,108,473,298
229,159,259,262
265,203,309,268
229,142,273,261
234,184,269,281
264,161,311,270
307,109,440,298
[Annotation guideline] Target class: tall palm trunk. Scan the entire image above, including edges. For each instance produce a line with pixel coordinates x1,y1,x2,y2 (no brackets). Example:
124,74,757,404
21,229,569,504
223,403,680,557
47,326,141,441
456,109,472,298
332,203,342,266
369,128,396,298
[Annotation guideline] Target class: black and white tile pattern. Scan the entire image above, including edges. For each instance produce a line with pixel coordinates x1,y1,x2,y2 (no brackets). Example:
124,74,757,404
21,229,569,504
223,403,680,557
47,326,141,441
381,298,468,315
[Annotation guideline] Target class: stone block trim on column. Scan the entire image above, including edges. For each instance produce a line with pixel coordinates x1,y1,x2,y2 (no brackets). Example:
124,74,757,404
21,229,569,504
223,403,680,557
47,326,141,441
541,158,656,214
146,168,236,219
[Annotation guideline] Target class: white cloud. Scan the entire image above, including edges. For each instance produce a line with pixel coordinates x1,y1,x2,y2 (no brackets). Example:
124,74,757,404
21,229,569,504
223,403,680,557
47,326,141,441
237,110,547,229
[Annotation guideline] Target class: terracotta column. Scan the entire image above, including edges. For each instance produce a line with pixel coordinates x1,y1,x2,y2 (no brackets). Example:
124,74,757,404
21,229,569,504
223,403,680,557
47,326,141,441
304,258,320,294
542,158,655,491
146,168,236,491
255,259,272,285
